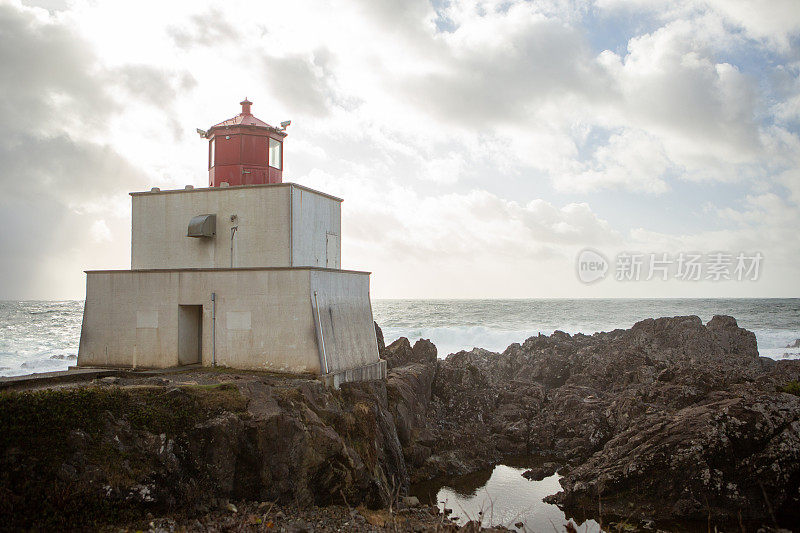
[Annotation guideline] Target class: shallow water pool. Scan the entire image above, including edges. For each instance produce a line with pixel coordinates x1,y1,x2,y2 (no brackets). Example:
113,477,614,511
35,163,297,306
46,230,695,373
411,463,602,532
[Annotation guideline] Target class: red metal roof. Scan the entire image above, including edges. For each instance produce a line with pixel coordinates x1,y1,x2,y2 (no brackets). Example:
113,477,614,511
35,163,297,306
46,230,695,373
209,98,279,130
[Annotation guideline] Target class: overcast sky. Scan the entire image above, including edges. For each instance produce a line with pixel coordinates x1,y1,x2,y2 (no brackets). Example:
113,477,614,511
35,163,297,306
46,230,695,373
1,0,799,300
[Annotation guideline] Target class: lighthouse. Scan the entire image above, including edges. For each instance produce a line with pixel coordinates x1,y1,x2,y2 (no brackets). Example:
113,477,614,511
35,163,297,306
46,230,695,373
77,99,385,387
202,99,287,187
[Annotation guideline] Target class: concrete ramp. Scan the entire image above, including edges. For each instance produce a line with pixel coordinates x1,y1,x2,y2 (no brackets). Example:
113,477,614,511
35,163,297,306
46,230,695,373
310,270,385,387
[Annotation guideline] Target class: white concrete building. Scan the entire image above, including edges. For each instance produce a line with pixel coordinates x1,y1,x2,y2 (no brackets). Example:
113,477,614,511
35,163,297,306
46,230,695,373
77,100,385,387
131,184,342,270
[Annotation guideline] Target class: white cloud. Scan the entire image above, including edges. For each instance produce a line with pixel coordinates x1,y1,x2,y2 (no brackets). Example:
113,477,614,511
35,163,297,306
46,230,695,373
89,219,112,243
703,0,800,52
299,166,623,296
595,0,800,52
596,19,761,168
420,153,467,184
563,129,673,193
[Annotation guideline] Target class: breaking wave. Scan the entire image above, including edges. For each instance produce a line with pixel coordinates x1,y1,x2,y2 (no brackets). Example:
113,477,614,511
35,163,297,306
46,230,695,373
1,298,798,377
374,299,800,360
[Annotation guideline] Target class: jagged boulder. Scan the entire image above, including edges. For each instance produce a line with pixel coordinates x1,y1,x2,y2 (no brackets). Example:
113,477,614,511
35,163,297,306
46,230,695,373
522,462,561,481
623,315,758,362
549,390,800,523
384,337,439,478
374,321,385,352
382,337,437,369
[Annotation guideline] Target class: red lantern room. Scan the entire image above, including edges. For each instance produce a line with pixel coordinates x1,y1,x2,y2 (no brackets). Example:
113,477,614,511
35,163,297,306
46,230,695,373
202,99,288,187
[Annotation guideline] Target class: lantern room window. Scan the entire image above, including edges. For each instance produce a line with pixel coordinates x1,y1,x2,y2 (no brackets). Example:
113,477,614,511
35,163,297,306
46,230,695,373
269,138,282,170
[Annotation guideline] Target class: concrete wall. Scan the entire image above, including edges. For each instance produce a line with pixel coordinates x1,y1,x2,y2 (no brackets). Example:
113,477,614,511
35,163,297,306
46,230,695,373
291,187,341,269
78,268,379,378
79,270,181,369
131,184,342,270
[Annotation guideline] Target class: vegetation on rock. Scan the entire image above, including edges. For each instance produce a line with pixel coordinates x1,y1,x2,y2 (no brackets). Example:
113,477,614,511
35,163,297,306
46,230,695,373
0,383,247,530
779,380,800,396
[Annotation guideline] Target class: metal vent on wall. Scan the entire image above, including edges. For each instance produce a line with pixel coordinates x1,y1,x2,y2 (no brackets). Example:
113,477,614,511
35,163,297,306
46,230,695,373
188,214,216,238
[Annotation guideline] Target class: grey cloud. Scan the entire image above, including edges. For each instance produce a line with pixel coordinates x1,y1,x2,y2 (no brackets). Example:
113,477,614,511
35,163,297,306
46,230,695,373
398,17,608,127
0,3,192,135
262,50,338,117
0,4,139,199
0,131,145,298
109,65,197,141
0,3,118,132
19,0,68,12
0,133,145,201
351,0,437,43
0,194,65,299
610,53,762,158
111,65,197,111
167,8,240,49
0,3,173,297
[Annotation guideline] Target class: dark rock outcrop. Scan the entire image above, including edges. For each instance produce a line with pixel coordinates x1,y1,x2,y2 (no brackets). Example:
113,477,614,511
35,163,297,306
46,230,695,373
381,315,800,527
184,379,408,507
0,377,408,530
375,321,386,352
382,336,437,369
522,462,561,481
381,334,439,481
547,390,800,522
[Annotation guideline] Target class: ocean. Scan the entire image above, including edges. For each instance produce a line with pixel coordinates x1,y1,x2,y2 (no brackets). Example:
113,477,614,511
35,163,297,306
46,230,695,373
1,299,799,377
374,298,800,360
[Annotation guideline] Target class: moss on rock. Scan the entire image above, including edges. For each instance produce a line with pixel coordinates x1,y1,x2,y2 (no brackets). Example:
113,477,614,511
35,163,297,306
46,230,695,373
0,383,247,530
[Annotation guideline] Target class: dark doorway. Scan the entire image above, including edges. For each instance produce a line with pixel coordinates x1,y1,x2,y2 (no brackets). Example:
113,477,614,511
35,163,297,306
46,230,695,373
178,305,202,365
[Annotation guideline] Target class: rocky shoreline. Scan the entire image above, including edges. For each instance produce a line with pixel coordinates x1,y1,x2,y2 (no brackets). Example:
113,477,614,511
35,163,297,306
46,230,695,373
385,315,800,529
1,315,799,531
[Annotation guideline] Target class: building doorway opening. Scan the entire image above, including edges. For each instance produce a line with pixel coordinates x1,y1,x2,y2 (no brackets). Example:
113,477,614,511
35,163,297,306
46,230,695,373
178,305,203,365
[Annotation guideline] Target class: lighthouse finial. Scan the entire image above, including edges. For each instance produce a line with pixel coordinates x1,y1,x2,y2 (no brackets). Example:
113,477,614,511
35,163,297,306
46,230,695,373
240,98,252,115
